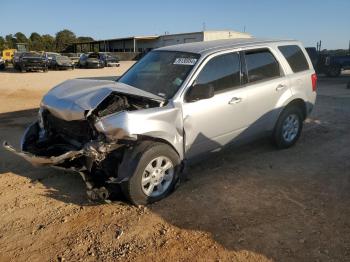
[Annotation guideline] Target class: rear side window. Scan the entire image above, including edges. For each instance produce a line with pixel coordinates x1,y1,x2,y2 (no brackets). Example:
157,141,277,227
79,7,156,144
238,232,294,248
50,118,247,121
245,49,281,83
278,45,310,72
196,53,241,93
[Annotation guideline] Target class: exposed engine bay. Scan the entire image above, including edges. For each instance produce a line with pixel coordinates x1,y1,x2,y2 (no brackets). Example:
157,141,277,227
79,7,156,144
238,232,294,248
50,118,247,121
4,91,166,201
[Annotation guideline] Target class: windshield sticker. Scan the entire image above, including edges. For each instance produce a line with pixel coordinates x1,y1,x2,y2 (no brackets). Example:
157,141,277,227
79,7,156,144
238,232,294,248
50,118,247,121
173,58,197,65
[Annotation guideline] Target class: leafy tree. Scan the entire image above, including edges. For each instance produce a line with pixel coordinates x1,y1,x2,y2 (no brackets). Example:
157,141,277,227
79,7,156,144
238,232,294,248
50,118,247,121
41,34,55,51
14,32,28,43
77,36,94,43
5,34,16,48
29,32,41,42
0,36,5,51
29,32,43,51
55,29,76,52
1,29,95,52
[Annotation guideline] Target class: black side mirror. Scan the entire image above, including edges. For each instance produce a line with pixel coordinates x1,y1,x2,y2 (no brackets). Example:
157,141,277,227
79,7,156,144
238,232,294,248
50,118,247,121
185,83,214,102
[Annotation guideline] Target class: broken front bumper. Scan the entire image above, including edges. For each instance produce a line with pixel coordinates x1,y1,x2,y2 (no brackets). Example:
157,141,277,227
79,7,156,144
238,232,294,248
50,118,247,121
2,121,121,169
3,141,83,167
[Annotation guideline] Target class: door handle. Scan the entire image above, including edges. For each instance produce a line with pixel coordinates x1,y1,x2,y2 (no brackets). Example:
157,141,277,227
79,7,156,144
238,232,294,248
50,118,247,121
276,84,287,91
228,97,242,104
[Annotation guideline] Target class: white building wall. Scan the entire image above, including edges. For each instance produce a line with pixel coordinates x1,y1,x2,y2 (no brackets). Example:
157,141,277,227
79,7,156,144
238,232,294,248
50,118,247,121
155,32,204,48
203,31,252,41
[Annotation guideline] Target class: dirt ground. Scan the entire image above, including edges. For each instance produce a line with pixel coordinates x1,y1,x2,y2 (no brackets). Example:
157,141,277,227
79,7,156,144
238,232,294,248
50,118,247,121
0,65,349,262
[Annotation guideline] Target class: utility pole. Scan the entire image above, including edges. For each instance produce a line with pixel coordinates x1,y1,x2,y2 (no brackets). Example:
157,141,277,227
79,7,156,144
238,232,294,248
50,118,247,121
316,40,322,54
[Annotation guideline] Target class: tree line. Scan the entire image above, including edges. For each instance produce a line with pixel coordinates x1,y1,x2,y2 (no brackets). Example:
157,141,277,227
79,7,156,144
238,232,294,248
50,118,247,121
0,29,94,53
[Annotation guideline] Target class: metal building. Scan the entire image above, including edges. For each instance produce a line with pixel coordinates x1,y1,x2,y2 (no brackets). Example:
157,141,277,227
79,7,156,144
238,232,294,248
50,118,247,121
73,30,252,53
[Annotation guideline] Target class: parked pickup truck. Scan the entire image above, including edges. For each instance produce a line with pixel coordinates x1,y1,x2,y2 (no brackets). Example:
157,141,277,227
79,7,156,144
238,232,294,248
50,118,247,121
319,55,350,77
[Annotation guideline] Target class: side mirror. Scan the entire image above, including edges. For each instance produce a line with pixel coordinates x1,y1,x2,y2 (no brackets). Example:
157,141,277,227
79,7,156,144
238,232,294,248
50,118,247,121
185,83,214,102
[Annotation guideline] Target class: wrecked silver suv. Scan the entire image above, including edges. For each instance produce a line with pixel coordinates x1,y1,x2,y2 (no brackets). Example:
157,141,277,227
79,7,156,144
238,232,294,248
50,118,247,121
4,39,317,205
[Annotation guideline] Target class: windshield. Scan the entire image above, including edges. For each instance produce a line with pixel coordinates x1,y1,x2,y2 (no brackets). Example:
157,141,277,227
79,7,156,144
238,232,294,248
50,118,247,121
22,52,43,58
118,51,200,99
57,56,71,62
88,53,100,59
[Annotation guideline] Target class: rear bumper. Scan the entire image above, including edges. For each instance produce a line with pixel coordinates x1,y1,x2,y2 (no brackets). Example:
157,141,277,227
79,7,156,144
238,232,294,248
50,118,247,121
106,62,120,67
86,63,104,68
23,64,47,70
57,65,74,70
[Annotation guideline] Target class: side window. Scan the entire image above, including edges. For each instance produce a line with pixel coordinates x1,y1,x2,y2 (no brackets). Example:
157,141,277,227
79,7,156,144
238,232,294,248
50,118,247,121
196,53,241,93
278,45,310,72
245,49,281,83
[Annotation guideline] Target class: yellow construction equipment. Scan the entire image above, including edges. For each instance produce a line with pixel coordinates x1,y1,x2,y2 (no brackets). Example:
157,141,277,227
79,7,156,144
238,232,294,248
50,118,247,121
2,49,16,63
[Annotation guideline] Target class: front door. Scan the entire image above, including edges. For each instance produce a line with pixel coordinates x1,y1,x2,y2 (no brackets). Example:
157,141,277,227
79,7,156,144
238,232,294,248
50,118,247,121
181,52,249,158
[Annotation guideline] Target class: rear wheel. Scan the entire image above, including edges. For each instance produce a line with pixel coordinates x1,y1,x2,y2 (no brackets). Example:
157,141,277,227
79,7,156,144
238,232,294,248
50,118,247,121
121,142,180,205
273,106,303,149
326,65,341,77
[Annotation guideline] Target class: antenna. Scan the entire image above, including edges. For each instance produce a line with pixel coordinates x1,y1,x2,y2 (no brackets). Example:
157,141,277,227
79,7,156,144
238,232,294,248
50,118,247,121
202,22,206,31
243,25,246,33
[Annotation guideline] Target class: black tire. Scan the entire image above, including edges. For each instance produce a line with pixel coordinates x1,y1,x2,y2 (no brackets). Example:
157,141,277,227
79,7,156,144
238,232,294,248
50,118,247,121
120,142,180,205
20,65,26,73
326,65,341,77
273,106,304,149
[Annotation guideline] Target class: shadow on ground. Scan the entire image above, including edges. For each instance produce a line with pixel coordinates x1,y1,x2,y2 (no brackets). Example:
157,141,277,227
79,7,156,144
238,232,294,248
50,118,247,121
1,86,350,261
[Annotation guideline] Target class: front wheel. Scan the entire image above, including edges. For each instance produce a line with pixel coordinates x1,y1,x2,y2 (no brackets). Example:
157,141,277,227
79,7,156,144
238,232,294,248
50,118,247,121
273,106,303,149
121,142,180,205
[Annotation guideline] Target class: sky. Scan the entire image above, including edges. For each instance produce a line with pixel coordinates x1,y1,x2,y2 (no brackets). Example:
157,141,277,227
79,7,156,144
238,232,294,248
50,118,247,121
1,0,349,50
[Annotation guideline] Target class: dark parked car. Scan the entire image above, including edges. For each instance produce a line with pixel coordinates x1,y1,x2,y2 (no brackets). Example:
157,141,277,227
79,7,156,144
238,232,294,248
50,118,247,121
13,52,24,70
0,57,5,70
48,54,74,70
99,52,120,67
78,53,105,68
16,52,48,72
64,53,82,66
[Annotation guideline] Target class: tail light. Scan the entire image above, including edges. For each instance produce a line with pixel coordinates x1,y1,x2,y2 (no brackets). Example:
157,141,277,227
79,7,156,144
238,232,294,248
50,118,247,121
311,73,317,92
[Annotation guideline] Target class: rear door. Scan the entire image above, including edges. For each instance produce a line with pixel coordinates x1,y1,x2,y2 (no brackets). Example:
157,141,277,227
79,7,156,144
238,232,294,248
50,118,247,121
277,44,314,104
238,48,291,134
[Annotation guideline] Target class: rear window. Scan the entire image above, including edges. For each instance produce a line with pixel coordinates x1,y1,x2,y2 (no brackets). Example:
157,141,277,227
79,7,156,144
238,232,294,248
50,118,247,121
245,49,281,83
278,45,310,72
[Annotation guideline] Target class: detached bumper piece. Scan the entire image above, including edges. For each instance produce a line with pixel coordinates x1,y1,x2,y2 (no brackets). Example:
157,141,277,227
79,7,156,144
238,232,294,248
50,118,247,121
3,141,83,167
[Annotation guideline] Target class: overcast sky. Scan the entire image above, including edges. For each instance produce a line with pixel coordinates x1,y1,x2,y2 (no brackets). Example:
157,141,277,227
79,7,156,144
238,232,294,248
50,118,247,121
1,0,349,50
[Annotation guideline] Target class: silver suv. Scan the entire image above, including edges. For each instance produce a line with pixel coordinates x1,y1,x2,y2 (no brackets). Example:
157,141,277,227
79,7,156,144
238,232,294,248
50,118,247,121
4,39,317,205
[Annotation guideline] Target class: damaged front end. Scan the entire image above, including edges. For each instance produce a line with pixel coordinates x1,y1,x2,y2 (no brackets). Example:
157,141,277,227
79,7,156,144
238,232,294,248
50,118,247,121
4,80,183,201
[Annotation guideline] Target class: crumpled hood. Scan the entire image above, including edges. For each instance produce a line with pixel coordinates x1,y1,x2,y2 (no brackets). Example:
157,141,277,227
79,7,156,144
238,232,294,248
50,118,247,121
41,79,165,121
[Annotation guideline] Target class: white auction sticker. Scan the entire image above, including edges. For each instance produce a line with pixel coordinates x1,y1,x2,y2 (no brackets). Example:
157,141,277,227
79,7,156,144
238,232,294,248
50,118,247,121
173,58,197,65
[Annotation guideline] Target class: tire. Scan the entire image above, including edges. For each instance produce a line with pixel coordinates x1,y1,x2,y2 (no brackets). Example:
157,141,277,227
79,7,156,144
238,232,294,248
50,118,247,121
326,65,341,77
273,106,304,149
20,65,26,73
121,142,180,205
